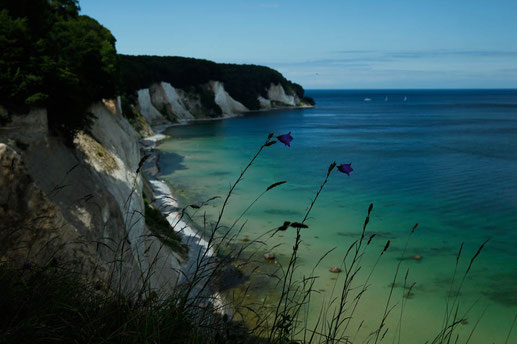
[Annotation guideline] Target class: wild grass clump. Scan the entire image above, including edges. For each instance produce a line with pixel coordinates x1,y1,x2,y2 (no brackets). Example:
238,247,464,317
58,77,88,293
0,264,198,343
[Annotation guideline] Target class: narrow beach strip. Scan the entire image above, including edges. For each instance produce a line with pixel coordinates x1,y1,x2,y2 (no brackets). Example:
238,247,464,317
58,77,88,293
140,127,229,316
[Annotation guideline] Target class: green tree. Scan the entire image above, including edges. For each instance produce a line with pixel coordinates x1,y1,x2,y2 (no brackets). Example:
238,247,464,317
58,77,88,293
0,0,117,141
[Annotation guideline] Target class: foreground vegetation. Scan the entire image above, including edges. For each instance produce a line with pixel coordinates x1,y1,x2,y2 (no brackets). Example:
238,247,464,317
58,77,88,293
2,130,513,343
0,264,248,343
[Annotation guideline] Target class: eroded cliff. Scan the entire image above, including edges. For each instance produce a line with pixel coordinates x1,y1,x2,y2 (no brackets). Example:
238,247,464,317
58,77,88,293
131,81,312,126
0,103,182,294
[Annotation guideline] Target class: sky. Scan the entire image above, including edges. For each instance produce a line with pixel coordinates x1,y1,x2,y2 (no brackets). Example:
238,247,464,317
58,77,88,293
80,0,517,89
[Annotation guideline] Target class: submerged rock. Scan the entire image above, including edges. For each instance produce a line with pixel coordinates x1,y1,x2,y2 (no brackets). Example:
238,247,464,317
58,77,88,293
218,264,248,291
397,254,423,262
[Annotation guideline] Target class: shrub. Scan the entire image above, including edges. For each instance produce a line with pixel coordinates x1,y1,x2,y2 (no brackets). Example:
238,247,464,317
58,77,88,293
302,96,315,106
144,199,188,257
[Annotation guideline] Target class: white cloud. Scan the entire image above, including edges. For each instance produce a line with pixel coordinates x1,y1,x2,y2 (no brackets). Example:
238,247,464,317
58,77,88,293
259,3,280,8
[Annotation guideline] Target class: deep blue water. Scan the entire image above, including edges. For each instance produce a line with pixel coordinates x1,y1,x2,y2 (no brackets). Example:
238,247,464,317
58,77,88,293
159,89,517,342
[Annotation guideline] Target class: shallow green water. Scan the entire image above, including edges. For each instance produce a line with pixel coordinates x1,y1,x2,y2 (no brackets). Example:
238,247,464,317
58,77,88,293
157,90,517,343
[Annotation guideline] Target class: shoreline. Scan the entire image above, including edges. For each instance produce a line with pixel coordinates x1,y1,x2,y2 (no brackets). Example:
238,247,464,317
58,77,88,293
138,104,313,318
141,104,314,137
246,103,314,113
140,124,231,316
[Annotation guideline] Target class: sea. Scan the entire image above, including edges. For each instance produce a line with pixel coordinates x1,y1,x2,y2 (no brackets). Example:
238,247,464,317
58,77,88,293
157,89,517,343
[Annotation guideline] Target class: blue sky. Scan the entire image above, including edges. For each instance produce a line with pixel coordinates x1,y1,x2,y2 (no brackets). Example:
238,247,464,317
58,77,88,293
81,0,517,89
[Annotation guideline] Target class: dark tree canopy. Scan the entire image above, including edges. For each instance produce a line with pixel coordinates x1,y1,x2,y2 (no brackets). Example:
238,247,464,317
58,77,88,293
118,55,306,110
0,0,117,140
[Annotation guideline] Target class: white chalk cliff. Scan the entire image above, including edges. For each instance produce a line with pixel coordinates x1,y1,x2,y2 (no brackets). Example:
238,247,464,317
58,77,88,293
137,88,168,125
131,81,309,125
210,81,249,114
0,103,182,294
267,82,296,106
150,82,194,121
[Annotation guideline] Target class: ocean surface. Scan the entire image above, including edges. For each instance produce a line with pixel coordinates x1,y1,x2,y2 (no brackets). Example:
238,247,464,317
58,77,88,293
157,89,517,343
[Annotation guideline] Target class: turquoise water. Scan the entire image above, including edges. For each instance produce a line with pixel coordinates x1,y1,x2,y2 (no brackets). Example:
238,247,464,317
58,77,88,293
158,90,517,343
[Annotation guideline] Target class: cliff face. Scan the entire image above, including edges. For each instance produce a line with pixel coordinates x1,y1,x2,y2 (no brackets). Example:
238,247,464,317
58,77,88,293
0,75,311,295
0,103,182,294
210,81,249,114
0,143,106,281
134,80,311,126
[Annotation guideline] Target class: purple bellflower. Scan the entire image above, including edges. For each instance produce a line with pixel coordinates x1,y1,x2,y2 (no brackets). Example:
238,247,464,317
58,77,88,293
23,260,32,270
128,297,135,308
276,132,293,147
337,163,353,175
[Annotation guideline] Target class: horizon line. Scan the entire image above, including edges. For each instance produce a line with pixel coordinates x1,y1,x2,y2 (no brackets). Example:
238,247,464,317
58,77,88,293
304,87,517,90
